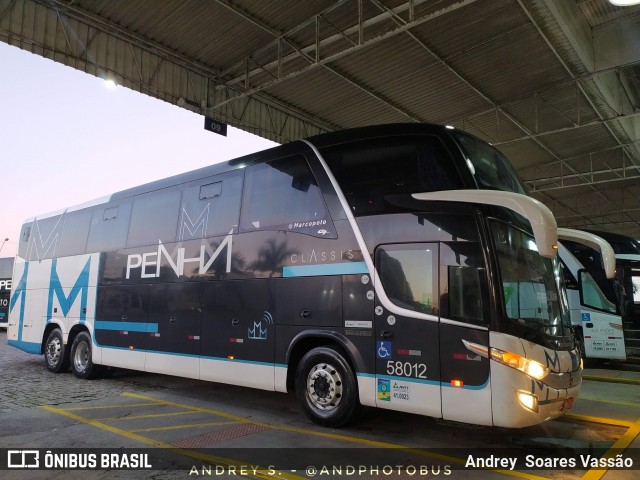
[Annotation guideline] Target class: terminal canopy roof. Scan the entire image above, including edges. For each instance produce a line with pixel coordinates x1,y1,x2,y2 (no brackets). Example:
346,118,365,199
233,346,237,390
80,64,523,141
1,0,640,238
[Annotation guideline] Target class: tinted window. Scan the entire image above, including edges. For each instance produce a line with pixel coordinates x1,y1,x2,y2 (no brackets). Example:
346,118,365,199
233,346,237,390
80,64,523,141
490,220,571,336
127,188,181,247
441,242,487,325
579,270,617,313
0,258,13,278
23,215,64,260
240,156,329,236
18,223,32,259
179,171,243,240
87,202,132,253
452,131,526,195
560,260,578,290
377,243,437,315
58,209,92,257
321,136,462,216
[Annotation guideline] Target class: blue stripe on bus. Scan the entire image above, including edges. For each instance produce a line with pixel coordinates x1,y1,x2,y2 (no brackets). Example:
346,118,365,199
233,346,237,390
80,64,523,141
94,321,159,333
8,339,41,354
283,261,368,278
91,341,287,369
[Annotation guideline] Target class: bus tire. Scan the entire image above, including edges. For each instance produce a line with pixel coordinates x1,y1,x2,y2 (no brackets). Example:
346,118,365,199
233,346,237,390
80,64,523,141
70,331,99,379
44,328,69,373
295,346,360,428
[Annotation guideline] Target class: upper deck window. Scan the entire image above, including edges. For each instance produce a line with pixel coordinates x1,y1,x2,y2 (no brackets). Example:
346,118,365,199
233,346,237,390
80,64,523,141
179,170,243,239
127,188,181,247
320,136,463,216
240,155,331,237
451,131,526,195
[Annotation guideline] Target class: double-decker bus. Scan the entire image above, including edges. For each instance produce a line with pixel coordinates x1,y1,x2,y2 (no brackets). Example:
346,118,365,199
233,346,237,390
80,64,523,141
0,257,13,328
8,124,581,428
556,229,625,364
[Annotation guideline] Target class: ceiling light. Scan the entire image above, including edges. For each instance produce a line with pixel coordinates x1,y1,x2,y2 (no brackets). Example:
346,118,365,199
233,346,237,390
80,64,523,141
609,0,640,6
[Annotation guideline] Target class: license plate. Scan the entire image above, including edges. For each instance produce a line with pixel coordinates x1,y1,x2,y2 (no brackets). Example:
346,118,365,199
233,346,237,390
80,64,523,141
561,397,574,411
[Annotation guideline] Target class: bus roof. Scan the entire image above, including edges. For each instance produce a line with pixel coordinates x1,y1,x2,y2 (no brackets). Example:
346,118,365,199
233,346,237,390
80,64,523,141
557,228,616,279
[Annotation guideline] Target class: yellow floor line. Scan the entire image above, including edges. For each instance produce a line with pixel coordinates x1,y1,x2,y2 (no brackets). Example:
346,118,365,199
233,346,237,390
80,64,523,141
122,392,552,480
96,410,200,421
40,405,306,480
561,414,633,428
581,417,640,480
123,392,254,420
62,402,163,411
130,420,240,433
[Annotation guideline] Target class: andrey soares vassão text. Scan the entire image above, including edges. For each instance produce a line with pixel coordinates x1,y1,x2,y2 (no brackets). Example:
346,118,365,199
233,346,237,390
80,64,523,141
465,454,634,470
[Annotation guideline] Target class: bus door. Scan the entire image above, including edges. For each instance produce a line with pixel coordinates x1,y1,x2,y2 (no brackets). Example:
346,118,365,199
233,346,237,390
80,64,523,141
438,241,492,425
576,270,625,361
374,243,441,418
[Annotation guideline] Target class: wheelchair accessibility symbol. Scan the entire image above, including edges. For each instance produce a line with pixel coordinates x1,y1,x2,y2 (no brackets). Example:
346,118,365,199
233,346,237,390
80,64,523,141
377,341,392,359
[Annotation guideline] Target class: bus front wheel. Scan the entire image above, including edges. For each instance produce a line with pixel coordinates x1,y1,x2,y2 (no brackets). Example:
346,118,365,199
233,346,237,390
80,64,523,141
44,328,69,373
70,331,99,379
295,346,360,428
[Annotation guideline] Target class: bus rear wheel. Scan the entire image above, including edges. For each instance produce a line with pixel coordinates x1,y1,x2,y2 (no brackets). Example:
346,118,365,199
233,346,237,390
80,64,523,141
44,328,69,373
295,346,360,428
70,331,99,379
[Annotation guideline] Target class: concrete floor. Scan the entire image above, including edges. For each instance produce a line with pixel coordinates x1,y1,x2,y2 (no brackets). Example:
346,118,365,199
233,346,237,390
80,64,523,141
1,330,638,480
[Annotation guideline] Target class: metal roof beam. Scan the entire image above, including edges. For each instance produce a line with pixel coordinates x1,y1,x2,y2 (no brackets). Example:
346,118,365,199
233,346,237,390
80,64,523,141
518,0,640,173
211,0,478,109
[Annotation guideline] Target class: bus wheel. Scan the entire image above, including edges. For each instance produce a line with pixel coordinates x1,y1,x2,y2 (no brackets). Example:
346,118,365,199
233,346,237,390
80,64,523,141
44,328,69,373
70,331,98,379
295,346,360,428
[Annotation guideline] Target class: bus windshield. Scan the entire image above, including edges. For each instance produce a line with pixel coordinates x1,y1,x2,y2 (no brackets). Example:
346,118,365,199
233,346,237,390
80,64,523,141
452,131,527,195
490,220,571,340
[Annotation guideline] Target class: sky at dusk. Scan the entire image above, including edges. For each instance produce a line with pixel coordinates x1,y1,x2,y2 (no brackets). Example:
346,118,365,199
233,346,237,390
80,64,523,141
0,42,277,259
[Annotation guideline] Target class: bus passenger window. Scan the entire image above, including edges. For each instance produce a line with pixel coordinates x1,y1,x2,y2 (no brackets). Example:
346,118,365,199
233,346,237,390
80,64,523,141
87,202,132,253
57,209,92,257
376,244,437,315
440,242,488,325
448,266,483,322
127,188,181,247
24,216,63,261
579,270,616,313
240,155,331,236
180,171,243,240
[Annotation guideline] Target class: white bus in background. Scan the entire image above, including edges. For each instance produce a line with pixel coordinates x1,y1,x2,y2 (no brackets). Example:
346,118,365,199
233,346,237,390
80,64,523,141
0,257,13,328
583,230,640,361
557,229,625,365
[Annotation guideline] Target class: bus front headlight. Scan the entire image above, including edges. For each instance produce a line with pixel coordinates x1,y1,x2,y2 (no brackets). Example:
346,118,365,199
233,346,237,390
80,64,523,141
490,348,550,380
517,390,539,412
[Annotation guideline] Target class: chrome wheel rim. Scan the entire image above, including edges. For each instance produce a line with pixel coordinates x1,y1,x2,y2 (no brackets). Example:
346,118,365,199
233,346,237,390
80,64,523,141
73,341,89,373
46,336,62,366
306,362,343,411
